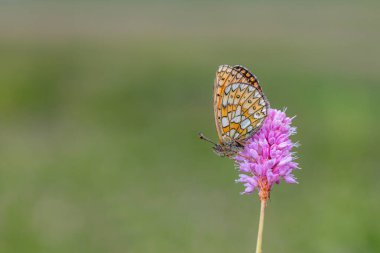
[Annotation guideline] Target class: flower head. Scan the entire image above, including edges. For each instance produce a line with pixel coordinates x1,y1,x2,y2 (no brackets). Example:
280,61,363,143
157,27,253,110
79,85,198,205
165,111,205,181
235,108,299,199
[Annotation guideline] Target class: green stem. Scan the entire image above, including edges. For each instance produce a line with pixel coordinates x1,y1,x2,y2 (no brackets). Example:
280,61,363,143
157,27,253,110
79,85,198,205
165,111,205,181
255,199,266,253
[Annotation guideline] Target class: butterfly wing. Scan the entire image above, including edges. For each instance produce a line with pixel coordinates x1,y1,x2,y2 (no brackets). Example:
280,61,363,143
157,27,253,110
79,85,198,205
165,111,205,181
213,65,269,144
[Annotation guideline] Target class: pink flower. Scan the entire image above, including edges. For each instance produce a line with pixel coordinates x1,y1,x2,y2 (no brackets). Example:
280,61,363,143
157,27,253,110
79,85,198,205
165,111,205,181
235,108,300,199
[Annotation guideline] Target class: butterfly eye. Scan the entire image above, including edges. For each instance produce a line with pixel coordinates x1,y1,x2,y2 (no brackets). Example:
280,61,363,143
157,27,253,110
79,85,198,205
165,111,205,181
248,99,252,103
236,95,240,98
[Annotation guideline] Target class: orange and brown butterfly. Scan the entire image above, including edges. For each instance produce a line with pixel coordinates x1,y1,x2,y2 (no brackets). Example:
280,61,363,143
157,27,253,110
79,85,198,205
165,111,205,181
199,64,270,158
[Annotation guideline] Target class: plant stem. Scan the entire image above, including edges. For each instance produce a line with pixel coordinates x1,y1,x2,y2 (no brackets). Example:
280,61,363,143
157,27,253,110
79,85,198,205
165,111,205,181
255,199,267,253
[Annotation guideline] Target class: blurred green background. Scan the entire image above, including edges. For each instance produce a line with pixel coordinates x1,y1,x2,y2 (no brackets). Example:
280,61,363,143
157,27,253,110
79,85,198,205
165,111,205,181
0,1,379,253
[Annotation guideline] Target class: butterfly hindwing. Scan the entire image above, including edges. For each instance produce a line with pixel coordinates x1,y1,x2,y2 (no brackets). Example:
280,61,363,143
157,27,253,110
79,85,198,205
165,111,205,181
214,65,250,142
214,65,269,144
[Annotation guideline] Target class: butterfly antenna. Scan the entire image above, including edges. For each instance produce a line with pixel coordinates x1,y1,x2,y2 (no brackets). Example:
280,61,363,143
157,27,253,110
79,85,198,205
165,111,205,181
198,132,217,146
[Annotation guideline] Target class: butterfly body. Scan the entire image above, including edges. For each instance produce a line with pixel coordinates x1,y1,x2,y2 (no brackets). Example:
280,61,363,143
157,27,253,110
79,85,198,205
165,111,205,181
201,64,269,158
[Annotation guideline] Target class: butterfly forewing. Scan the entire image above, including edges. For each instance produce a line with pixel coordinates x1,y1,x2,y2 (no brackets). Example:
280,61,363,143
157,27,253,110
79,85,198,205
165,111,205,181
213,65,269,144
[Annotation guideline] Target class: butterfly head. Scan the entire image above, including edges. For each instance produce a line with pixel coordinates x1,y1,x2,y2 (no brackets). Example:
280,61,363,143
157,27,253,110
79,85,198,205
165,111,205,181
213,139,243,158
199,132,243,158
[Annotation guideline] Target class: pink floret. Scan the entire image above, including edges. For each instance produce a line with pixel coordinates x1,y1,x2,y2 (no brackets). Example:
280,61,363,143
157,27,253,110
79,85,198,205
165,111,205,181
235,109,300,196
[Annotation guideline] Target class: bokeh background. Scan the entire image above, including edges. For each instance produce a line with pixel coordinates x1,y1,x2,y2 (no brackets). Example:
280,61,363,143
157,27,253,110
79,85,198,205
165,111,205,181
0,1,379,253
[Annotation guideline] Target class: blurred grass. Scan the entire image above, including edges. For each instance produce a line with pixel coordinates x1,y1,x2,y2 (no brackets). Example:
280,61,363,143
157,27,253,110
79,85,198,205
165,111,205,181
0,1,379,253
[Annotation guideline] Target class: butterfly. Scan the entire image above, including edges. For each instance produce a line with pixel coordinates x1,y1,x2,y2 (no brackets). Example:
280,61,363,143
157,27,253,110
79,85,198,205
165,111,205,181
199,65,270,158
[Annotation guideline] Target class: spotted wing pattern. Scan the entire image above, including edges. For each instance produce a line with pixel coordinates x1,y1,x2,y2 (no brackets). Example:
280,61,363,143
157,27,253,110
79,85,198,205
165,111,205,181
213,65,269,144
